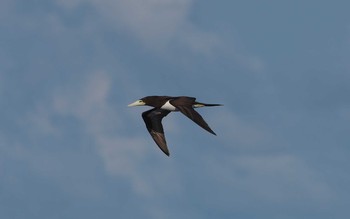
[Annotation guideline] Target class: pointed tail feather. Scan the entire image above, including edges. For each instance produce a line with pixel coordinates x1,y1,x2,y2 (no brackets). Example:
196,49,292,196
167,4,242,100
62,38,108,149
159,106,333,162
193,102,223,108
203,103,223,106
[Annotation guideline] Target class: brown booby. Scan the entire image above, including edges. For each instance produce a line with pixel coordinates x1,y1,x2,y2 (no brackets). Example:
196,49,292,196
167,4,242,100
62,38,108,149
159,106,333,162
128,96,222,156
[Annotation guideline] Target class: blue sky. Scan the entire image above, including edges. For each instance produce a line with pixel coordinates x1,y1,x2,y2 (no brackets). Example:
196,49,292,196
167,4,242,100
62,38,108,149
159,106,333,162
1,0,350,218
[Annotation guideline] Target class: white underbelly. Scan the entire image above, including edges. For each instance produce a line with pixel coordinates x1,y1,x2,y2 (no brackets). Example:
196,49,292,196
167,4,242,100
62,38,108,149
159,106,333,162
161,100,177,111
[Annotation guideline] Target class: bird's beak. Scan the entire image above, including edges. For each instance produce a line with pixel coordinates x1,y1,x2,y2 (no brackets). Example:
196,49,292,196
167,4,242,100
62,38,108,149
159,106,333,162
128,100,146,107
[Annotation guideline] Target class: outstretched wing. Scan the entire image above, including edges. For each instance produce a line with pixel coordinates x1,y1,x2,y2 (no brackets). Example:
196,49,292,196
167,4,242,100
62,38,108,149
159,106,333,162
142,108,171,156
170,97,216,135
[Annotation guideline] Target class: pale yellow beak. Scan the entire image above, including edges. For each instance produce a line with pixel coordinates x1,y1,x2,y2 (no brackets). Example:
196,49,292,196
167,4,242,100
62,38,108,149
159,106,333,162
128,100,146,107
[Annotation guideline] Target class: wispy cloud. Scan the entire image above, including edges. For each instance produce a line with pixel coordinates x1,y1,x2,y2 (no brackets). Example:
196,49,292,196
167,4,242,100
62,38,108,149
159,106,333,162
53,71,113,131
2,0,350,218
27,69,333,205
54,0,266,71
55,0,186,39
24,70,182,197
206,153,333,207
214,109,270,149
233,154,332,202
208,109,334,206
96,135,183,197
56,0,221,54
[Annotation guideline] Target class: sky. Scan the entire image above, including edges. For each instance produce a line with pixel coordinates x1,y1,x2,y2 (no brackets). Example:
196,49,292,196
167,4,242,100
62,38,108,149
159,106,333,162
1,0,350,218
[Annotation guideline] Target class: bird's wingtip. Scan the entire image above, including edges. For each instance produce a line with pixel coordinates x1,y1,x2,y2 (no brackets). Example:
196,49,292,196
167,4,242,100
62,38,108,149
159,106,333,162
162,150,170,156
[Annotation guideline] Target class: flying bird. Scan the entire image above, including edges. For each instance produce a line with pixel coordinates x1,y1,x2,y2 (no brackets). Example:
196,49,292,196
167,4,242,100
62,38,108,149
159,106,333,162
128,96,223,156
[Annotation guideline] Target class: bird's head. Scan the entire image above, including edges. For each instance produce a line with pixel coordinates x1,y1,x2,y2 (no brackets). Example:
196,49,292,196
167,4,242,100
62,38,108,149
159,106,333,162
128,99,146,107
128,96,169,108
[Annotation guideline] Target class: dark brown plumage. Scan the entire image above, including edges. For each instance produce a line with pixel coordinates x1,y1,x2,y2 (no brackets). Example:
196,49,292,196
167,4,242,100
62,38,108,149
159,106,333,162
128,96,222,156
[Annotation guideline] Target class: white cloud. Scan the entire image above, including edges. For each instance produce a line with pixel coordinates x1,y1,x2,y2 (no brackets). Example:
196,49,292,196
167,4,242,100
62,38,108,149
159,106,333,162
95,0,191,41
96,136,153,195
96,135,183,197
56,0,190,40
209,154,333,205
53,71,114,134
54,0,266,70
234,53,266,73
214,109,270,148
34,70,181,197
235,154,332,201
56,0,83,10
178,24,221,55
5,69,336,215
56,0,221,53
24,104,59,136
210,109,333,204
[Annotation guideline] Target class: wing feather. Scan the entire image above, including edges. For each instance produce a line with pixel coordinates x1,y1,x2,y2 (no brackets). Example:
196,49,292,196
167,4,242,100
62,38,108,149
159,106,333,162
142,108,171,156
170,97,216,135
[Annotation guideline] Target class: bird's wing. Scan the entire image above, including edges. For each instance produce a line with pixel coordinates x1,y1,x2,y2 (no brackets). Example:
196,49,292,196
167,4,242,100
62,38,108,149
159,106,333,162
170,97,216,135
142,108,171,156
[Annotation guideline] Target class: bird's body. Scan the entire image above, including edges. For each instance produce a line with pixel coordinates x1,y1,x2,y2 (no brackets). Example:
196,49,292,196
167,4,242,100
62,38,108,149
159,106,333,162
128,96,222,156
160,100,178,111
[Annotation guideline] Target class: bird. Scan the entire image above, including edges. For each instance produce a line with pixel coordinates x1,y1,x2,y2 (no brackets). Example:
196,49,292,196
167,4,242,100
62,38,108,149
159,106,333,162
128,96,223,156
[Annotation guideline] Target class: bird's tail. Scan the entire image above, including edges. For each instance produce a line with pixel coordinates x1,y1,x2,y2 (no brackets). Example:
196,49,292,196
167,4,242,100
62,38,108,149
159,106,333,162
193,102,223,108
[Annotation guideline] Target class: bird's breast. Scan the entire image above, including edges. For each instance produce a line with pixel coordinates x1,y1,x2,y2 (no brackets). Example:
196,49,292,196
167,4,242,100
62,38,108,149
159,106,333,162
160,100,178,111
